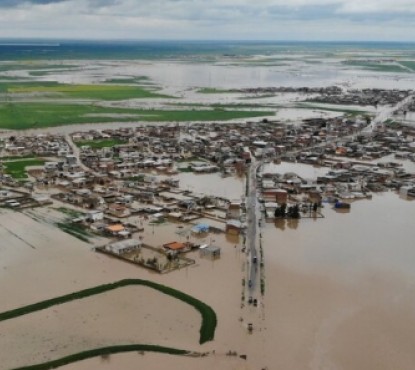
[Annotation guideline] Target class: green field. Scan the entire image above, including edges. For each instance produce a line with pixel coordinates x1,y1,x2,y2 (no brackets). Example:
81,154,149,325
171,102,275,109
105,76,153,84
297,102,369,116
342,60,409,73
0,102,274,130
75,138,127,148
399,61,415,71
0,63,77,72
0,103,124,129
56,222,91,243
1,81,171,100
3,158,45,179
197,87,232,94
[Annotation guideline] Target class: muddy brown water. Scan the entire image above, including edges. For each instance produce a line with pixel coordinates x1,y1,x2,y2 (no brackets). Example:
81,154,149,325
1,182,415,369
61,191,415,370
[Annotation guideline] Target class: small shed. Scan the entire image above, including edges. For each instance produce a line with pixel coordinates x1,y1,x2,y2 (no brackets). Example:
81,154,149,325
200,245,221,258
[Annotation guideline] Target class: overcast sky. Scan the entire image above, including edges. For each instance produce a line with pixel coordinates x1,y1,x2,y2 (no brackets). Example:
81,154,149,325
0,0,414,41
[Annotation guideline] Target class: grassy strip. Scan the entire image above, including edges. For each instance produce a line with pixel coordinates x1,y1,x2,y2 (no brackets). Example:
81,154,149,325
75,138,127,148
56,222,90,243
0,64,76,73
12,344,190,370
197,87,232,94
0,279,217,344
170,102,274,109
0,103,273,130
296,103,368,115
1,81,171,100
54,207,84,218
105,76,152,84
0,155,38,161
399,61,415,71
342,60,408,73
2,159,45,179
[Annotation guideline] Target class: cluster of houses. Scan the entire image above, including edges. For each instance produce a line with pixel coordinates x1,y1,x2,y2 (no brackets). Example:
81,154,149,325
0,134,70,157
257,121,415,215
231,86,343,95
309,89,411,106
0,108,414,226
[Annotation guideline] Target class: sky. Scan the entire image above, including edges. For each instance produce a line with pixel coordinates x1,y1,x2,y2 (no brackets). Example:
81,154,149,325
0,0,414,41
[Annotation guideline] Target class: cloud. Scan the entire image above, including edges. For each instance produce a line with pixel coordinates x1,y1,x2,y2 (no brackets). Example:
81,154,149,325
0,0,413,41
0,0,67,6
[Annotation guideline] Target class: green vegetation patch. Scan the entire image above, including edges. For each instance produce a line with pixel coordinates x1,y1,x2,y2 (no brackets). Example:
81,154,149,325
0,63,77,73
0,103,274,130
55,207,84,218
141,108,273,122
105,76,153,84
171,102,275,109
197,87,232,94
0,279,217,345
342,60,409,73
75,138,127,149
3,82,171,100
56,222,90,243
297,103,369,116
399,61,415,71
12,345,190,370
3,158,45,179
0,154,39,161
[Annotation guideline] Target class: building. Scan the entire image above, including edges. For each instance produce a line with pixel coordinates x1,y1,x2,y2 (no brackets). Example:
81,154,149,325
163,241,191,253
200,245,221,258
108,203,131,218
86,210,104,222
105,239,141,255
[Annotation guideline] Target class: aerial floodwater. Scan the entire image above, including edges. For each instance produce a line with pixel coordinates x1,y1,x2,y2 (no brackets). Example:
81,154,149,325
1,40,415,370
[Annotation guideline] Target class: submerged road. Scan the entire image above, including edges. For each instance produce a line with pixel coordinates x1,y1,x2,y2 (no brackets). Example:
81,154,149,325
363,93,415,134
246,158,261,296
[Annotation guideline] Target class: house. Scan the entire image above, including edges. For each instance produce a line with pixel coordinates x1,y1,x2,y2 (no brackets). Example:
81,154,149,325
163,241,191,253
86,210,104,222
105,239,141,255
105,224,126,236
108,203,131,218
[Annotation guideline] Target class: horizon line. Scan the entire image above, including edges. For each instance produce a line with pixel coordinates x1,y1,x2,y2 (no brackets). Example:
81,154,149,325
0,38,414,44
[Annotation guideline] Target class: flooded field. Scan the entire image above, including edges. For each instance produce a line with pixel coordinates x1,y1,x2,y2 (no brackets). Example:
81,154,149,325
173,172,245,199
1,45,415,369
258,191,415,370
262,162,330,180
49,190,415,370
0,286,200,369
0,207,247,370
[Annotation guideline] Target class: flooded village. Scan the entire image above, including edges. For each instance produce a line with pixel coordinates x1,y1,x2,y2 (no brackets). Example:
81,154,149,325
1,83,415,370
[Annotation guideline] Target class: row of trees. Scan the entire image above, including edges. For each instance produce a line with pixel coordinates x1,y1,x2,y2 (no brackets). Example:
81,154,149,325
274,203,319,219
